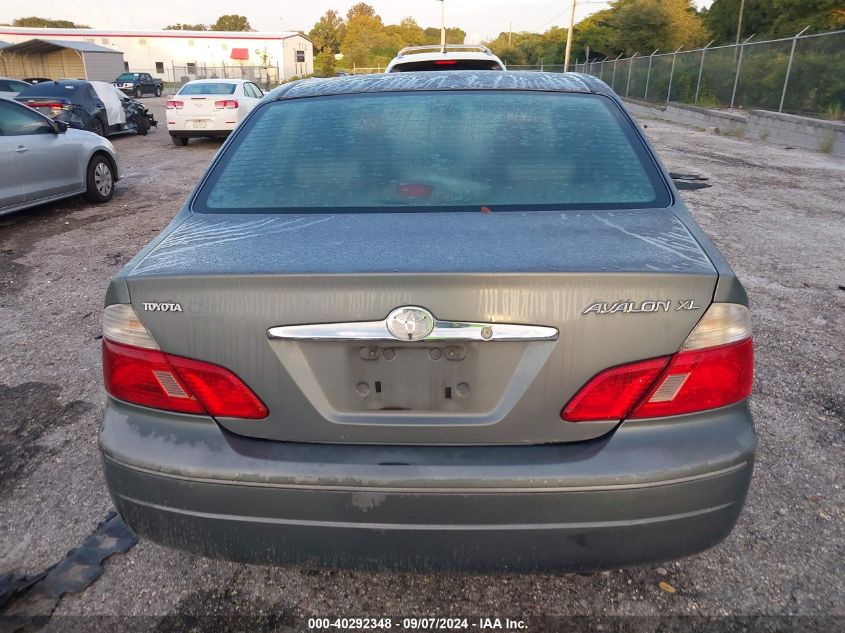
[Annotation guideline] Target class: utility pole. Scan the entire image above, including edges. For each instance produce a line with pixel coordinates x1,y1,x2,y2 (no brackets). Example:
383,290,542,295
438,0,446,51
734,0,746,61
564,0,577,72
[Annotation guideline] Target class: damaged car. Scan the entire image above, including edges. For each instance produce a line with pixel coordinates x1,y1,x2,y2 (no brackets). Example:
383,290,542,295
15,80,157,137
0,98,119,216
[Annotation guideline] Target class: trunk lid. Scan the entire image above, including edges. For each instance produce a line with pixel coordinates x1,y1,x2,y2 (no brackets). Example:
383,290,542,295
123,209,717,445
180,96,224,117
16,96,71,118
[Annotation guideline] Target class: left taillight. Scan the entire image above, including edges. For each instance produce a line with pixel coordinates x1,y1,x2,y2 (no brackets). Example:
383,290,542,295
102,304,268,419
28,102,68,112
166,100,184,109
562,303,753,422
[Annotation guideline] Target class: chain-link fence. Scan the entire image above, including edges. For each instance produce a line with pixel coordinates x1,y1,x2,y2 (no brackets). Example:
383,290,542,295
350,67,384,74
170,64,281,92
507,64,566,73
572,29,845,120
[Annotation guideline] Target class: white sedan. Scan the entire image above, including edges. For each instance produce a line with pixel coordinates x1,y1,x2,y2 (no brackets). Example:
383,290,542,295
166,79,263,146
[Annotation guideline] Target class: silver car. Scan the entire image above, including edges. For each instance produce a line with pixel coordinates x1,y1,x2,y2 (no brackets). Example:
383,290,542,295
99,72,754,572
0,97,119,216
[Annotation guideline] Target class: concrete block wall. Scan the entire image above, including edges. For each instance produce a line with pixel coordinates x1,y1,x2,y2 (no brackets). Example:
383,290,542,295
746,110,845,156
623,99,845,158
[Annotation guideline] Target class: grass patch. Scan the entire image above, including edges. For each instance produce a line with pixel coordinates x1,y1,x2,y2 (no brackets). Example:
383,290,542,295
819,133,835,154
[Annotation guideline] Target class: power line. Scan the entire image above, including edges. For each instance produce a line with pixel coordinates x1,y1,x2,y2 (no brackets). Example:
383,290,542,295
524,0,611,34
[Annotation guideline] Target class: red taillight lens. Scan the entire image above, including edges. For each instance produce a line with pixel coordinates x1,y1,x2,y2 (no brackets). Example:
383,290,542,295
562,303,753,422
561,357,670,422
166,100,184,109
435,60,458,65
103,339,268,419
103,339,203,415
29,102,64,111
630,338,753,419
214,99,238,109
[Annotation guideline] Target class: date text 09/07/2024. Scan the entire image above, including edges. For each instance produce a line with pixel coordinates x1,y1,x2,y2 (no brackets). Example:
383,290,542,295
307,617,528,630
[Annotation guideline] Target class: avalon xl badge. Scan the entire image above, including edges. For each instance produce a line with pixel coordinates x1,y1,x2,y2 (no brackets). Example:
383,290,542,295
386,306,435,341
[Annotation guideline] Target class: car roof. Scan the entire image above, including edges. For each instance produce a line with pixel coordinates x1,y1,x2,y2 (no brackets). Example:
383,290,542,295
266,71,612,101
181,78,247,84
31,79,89,86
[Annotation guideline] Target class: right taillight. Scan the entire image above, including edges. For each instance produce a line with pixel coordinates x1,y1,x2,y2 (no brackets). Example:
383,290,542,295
562,303,753,422
102,304,267,419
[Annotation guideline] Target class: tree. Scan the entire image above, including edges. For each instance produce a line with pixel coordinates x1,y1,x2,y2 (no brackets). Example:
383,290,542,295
423,27,466,45
494,45,529,65
347,3,377,22
575,11,616,59
164,23,208,31
705,0,845,42
341,11,388,67
608,0,708,54
209,14,252,32
309,9,346,53
703,0,775,42
487,27,569,66
315,50,337,76
13,16,90,28
394,17,426,47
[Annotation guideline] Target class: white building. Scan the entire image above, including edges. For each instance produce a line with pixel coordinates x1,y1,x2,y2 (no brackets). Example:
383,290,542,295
0,27,313,84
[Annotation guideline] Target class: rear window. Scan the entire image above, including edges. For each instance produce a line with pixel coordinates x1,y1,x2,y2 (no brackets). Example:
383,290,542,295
194,91,670,213
179,83,237,95
16,82,81,98
390,59,504,72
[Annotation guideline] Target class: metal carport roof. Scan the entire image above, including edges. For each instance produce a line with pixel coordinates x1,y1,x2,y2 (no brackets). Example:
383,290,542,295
0,39,123,54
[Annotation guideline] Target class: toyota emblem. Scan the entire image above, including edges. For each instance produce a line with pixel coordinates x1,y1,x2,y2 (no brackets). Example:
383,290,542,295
386,306,435,341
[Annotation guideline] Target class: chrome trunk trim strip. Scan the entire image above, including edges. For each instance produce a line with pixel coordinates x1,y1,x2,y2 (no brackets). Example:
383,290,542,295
268,310,559,343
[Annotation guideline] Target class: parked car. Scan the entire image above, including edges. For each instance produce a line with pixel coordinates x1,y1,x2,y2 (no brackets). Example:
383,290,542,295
386,44,506,72
113,72,163,98
166,79,263,145
15,80,157,137
99,72,754,572
0,98,119,216
0,77,31,99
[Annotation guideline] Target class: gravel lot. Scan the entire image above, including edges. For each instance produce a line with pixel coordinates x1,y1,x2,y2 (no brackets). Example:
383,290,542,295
0,97,843,629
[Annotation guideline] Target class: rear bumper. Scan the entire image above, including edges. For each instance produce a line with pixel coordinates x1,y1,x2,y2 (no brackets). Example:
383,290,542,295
168,115,237,136
99,401,755,572
168,130,232,138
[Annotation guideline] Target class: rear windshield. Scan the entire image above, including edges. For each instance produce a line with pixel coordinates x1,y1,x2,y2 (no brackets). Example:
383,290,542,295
194,91,670,213
390,59,504,72
179,83,237,95
16,82,81,98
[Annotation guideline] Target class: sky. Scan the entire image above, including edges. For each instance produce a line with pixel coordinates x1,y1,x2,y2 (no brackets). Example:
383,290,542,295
2,1,716,41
